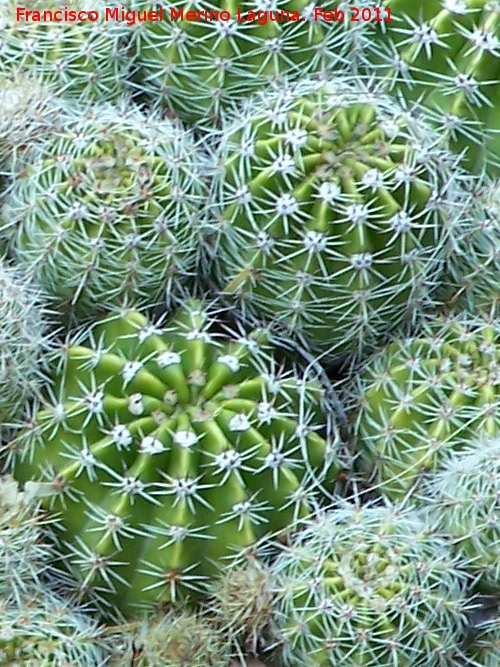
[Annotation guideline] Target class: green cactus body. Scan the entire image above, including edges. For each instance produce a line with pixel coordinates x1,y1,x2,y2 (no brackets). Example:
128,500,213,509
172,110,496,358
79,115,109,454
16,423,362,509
0,260,51,424
210,77,468,362
0,104,208,316
0,0,130,103
418,436,500,590
372,0,500,175
347,312,500,500
107,609,232,667
465,616,500,667
268,502,471,667
12,301,342,619
129,0,368,126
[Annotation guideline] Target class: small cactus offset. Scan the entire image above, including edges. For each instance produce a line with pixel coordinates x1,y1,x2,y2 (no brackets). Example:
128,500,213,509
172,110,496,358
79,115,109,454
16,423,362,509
0,259,52,425
0,589,107,666
370,0,500,175
0,103,209,317
266,501,471,667
417,435,500,592
0,0,131,103
11,299,343,619
129,0,368,126
346,311,500,500
209,76,469,362
106,608,233,667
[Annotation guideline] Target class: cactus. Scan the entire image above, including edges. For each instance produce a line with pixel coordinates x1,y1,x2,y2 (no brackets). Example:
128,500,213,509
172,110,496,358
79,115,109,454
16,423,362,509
0,0,131,103
0,259,52,425
0,589,107,666
441,178,500,318
464,615,500,666
369,0,500,175
266,501,471,667
209,76,469,363
417,435,500,592
129,0,371,127
207,555,277,656
346,311,500,500
0,73,69,180
0,475,59,603
0,103,209,317
106,608,233,667
10,300,343,620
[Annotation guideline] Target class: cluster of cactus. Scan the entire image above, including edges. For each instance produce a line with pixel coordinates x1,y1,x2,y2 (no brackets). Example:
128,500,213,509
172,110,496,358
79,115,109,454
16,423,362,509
2,1,500,666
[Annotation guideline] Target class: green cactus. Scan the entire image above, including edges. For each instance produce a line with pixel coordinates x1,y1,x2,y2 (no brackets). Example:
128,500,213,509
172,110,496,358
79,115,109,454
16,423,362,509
463,615,500,667
129,0,371,126
106,608,233,667
0,103,209,317
369,0,500,175
346,312,500,500
209,76,469,363
0,0,131,103
0,259,52,425
10,300,343,620
417,435,500,592
266,501,471,667
441,178,500,318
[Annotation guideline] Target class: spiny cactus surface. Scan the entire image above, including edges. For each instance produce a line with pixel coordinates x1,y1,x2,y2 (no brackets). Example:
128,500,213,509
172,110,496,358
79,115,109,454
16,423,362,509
107,608,233,667
347,312,500,500
210,76,469,362
129,0,371,126
0,0,131,103
370,0,500,175
0,259,52,425
11,300,342,619
0,103,209,317
267,501,471,667
418,435,500,591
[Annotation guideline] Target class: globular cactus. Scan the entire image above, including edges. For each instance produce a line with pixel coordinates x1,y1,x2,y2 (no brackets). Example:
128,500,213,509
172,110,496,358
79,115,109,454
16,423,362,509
266,501,471,667
370,0,500,175
0,0,131,103
129,0,371,126
0,259,52,425
0,103,209,317
106,608,233,667
0,590,107,666
417,435,500,592
209,76,469,363
10,300,343,620
346,312,500,500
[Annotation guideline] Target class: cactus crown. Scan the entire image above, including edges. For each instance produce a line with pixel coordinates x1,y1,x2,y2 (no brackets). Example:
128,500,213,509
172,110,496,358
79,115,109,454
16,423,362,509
11,299,342,619
268,501,471,667
211,76,469,361
0,103,209,316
